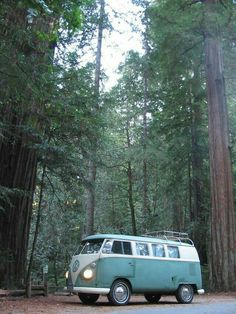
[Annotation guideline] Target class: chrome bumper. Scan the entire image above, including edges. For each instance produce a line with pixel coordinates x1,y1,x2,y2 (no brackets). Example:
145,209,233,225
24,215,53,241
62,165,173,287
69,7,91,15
64,286,110,295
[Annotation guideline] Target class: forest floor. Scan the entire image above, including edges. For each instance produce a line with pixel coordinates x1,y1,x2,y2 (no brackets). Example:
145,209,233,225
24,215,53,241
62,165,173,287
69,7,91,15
0,292,236,314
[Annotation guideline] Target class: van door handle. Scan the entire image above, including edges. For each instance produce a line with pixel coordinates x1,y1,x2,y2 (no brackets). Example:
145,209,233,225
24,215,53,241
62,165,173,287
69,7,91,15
128,262,134,266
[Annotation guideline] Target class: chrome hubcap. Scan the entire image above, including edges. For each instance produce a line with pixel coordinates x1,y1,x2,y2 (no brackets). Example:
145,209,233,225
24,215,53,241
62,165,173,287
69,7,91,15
182,286,192,302
114,284,128,303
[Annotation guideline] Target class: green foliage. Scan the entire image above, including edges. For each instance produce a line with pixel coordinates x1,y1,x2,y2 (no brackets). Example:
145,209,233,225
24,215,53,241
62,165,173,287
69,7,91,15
28,171,84,285
93,0,212,254
63,4,83,31
0,186,26,211
1,0,236,288
0,0,101,288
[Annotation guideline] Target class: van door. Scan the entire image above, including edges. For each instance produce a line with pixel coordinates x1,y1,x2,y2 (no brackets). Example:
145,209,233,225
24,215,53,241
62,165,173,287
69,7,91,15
97,240,135,287
112,241,135,277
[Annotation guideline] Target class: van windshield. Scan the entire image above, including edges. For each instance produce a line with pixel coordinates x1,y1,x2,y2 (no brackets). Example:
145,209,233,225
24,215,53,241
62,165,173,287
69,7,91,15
80,239,104,254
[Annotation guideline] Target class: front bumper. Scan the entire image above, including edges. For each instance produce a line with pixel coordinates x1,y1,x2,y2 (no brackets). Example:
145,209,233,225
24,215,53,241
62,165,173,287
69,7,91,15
197,289,205,295
64,286,110,295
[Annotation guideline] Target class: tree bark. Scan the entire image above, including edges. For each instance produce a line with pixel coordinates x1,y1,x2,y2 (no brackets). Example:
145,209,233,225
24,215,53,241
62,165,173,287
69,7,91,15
204,0,236,291
0,136,37,288
189,68,208,264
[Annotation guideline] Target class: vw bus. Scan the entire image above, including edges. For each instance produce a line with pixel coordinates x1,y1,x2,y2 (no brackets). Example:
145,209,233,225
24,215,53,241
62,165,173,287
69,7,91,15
65,231,204,305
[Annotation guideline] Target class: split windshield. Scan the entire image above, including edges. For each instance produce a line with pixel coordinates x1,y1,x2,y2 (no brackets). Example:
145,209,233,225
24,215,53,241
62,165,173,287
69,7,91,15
80,239,104,254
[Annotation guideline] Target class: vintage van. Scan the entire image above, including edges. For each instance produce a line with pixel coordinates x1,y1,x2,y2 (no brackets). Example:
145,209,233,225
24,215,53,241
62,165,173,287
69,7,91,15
65,231,204,306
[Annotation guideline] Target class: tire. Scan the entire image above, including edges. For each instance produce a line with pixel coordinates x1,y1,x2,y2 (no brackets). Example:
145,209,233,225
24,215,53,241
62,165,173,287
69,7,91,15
176,284,194,304
144,293,161,303
107,280,131,305
78,293,99,304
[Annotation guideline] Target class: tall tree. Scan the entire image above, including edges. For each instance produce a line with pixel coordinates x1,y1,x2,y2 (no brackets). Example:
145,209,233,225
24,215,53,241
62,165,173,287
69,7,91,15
0,1,55,288
147,0,236,290
141,6,152,229
0,0,86,288
146,0,210,256
126,121,137,235
204,0,236,291
189,65,209,263
103,51,154,234
84,0,105,236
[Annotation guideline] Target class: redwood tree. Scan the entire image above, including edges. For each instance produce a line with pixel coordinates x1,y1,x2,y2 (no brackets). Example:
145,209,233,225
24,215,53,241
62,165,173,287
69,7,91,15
204,0,236,291
0,2,55,288
0,0,85,288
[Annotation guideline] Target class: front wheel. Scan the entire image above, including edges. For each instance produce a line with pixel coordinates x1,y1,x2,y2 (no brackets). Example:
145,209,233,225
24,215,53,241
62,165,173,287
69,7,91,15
144,293,161,303
176,284,194,304
107,280,131,305
78,293,99,304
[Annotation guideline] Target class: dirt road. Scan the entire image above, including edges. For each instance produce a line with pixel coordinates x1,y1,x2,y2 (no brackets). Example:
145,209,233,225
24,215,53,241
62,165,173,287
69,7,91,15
0,292,235,314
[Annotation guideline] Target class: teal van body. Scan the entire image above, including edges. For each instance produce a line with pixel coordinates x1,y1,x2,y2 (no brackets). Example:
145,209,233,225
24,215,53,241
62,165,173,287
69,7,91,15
65,232,204,305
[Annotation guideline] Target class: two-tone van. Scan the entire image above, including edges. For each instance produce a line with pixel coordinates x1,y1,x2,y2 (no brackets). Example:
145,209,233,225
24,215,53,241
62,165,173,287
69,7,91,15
65,231,204,305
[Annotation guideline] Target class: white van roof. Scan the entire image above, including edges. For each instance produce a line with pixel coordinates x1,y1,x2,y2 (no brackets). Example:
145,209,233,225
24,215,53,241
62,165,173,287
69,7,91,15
83,232,194,247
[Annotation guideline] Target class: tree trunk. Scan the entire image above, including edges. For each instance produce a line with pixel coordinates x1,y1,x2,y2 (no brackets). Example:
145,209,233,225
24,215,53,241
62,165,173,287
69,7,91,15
26,164,47,296
142,19,151,230
126,124,137,235
127,161,137,235
0,138,37,288
0,5,56,288
173,197,184,231
189,69,208,264
84,0,105,236
53,258,58,287
190,104,208,264
204,0,236,290
142,68,149,231
85,160,97,235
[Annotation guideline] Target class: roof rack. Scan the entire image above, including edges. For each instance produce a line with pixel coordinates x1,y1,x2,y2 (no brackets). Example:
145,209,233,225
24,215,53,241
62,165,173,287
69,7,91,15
143,230,194,246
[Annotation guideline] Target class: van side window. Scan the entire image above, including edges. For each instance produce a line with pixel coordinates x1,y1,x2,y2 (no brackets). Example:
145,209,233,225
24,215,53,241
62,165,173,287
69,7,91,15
136,243,149,256
112,241,122,254
102,240,113,254
112,241,132,255
123,241,132,255
167,246,180,258
152,244,165,257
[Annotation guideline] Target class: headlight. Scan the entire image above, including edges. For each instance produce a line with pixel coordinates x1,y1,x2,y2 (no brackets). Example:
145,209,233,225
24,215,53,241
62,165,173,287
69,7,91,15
65,271,69,279
83,268,94,280
80,262,97,281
